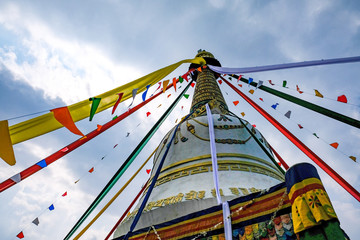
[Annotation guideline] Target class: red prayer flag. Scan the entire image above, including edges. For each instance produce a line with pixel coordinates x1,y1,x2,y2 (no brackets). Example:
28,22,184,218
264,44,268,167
238,75,243,81
51,107,84,137
296,85,304,94
268,80,275,85
173,77,177,92
277,162,282,166
167,94,171,98
146,112,151,117
233,101,239,106
62,191,67,197
238,84,242,87
218,80,222,85
259,98,263,101
97,124,102,131
252,124,256,128
112,92,123,115
89,167,94,173
17,231,24,239
191,82,195,87
330,142,339,149
298,124,303,129
113,144,118,148
146,169,151,174
337,95,347,103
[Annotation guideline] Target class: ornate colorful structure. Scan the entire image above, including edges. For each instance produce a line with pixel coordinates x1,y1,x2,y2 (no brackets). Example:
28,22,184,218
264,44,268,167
113,51,348,239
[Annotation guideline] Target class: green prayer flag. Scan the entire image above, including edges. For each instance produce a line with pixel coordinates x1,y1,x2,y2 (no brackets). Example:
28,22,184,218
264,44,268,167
179,76,184,83
89,97,101,121
282,80,287,87
183,94,189,99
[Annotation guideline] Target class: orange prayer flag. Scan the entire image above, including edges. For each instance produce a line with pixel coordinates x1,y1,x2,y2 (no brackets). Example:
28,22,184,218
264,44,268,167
330,142,339,149
314,89,323,98
51,107,84,137
172,77,177,92
296,85,303,94
249,89,254,94
233,101,239,106
167,94,171,98
241,112,245,117
337,95,347,103
238,84,242,87
89,167,94,173
0,120,16,166
97,124,102,131
162,80,170,93
197,67,202,72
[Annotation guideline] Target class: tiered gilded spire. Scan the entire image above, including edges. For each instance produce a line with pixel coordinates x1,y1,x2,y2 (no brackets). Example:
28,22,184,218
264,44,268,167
190,50,228,115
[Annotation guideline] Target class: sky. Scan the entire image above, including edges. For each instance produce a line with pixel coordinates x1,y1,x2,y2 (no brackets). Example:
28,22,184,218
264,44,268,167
0,0,360,239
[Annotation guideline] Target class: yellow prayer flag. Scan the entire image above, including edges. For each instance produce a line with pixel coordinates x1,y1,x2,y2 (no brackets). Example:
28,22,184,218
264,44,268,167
314,89,323,98
249,89,254,94
241,112,245,117
162,80,170,93
349,156,356,162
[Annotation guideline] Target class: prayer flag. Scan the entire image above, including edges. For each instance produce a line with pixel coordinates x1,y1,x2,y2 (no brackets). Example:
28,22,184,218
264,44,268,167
238,84,242,87
128,88,138,107
183,94,190,99
282,80,287,87
191,82,195,87
32,218,40,226
179,76,184,83
248,78,253,85
51,107,84,137
330,142,339,149
271,103,279,109
314,89,323,98
113,144,118,148
111,92,123,115
167,94,171,98
238,75,243,81
298,124,303,129
75,179,80,184
142,85,151,101
349,156,356,162
268,80,275,85
10,173,21,183
162,80,170,93
62,191,67,197
97,124,102,131
278,162,282,166
0,120,16,165
197,67,202,72
17,231,24,239
249,89,254,94
218,80,222,85
233,101,239,106
241,112,245,117
126,132,130,137
252,124,256,128
173,78,177,92
259,98,263,101
256,80,263,89
89,97,101,121
157,104,162,108
182,73,189,82
146,169,151,174
36,160,47,168
49,204,55,211
337,95,347,103
112,115,118,120
313,133,319,138
296,85,303,94
146,112,151,117
89,167,94,173
284,111,291,118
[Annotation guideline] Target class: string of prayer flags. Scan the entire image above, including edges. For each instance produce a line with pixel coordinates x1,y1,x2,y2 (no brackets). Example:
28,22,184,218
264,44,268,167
146,112,151,117
62,191,67,197
271,103,279,109
128,88,139,107
173,78,177,92
284,111,291,119
17,231,24,239
51,107,84,137
237,75,243,82
337,95,347,103
218,79,222,84
97,124,102,131
296,85,303,94
268,80,275,85
349,156,357,162
36,160,47,168
179,76,184,83
0,120,16,165
314,89,323,98
89,97,101,121
142,85,151,101
241,112,245,117
313,133,319,138
10,173,21,183
298,124,303,129
282,80,287,87
248,78,253,86
167,94,171,98
49,204,55,211
32,217,40,226
249,89,254,94
330,142,339,149
256,80,263,89
233,101,239,106
191,82,195,87
146,169,151,174
89,167,94,173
